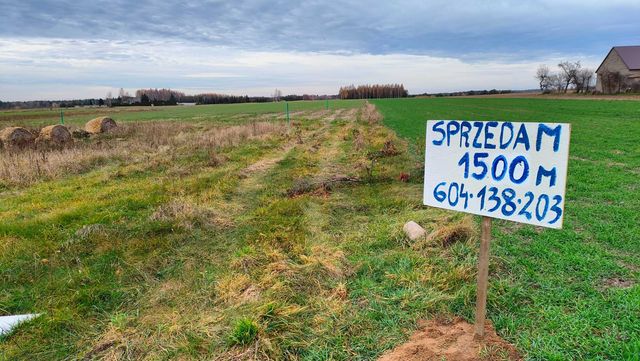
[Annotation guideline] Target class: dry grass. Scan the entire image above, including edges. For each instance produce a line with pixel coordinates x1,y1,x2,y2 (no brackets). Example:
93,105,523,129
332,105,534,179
0,121,285,187
286,175,360,198
215,274,253,305
149,199,234,230
413,216,476,249
352,128,365,151
359,101,383,124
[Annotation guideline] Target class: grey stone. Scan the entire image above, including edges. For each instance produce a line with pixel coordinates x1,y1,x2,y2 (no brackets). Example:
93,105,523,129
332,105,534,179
403,221,426,241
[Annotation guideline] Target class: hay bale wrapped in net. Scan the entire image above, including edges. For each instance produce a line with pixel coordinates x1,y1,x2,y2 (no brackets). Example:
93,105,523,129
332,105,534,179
36,124,72,147
0,126,35,149
85,116,117,134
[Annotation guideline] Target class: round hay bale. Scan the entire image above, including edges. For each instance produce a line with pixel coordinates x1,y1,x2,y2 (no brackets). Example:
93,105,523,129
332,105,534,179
85,117,117,134
37,125,72,146
0,126,35,149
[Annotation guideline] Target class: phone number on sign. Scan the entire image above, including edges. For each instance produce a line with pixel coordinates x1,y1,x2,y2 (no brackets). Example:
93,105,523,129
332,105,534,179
432,182,563,225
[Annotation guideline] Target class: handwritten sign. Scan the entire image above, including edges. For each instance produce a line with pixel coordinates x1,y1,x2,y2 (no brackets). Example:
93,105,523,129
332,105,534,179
423,120,570,228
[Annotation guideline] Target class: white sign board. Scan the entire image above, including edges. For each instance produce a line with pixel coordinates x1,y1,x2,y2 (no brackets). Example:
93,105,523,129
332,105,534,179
423,120,570,229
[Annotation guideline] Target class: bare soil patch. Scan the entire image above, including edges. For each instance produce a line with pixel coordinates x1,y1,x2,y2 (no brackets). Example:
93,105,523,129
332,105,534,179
378,318,520,361
602,277,635,289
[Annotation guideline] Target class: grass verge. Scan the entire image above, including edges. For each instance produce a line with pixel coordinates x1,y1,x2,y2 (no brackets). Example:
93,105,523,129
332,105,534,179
373,97,640,360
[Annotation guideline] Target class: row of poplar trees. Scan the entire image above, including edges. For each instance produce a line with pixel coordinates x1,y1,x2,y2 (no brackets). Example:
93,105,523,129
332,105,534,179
338,84,408,99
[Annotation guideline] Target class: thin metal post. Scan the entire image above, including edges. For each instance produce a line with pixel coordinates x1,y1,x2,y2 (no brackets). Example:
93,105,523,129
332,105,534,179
475,216,492,338
285,102,290,126
60,110,64,125
325,98,329,110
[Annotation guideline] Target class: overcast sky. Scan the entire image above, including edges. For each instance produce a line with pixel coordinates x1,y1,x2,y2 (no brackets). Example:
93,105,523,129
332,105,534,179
1,0,638,101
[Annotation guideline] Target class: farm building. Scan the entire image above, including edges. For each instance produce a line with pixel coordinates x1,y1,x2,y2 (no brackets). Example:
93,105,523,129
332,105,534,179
595,46,640,93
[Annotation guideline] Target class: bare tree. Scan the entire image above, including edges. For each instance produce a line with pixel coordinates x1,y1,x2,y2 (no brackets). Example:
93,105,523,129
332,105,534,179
575,68,595,93
557,61,581,93
272,89,282,102
535,65,551,93
548,74,564,93
105,91,113,107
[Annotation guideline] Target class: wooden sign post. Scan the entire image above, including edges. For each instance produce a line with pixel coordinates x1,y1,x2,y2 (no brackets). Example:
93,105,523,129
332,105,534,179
423,120,571,338
474,216,492,337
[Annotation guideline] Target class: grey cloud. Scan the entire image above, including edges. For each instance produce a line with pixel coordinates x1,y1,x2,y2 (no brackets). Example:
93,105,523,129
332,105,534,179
0,0,637,100
1,0,639,59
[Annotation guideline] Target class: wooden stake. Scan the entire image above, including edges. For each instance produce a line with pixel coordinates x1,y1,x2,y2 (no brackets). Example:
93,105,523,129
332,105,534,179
474,216,492,338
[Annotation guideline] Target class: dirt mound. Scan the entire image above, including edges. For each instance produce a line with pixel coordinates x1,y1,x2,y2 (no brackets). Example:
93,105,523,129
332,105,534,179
85,116,117,134
0,126,35,149
36,125,72,147
378,318,520,361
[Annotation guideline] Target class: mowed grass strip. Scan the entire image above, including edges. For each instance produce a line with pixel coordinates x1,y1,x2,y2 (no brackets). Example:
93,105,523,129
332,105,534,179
373,97,640,360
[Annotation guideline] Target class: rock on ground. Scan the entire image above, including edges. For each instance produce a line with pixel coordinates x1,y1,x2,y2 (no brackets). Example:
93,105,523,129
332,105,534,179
403,221,426,241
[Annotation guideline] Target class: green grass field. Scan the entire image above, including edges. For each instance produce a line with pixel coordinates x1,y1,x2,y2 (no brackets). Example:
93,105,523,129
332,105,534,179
373,97,640,360
0,98,638,360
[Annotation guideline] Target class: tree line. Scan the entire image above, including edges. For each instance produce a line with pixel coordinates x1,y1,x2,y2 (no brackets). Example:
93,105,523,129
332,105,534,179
134,88,263,105
0,98,107,110
338,84,408,99
134,89,268,105
419,89,514,97
535,61,595,94
0,88,334,110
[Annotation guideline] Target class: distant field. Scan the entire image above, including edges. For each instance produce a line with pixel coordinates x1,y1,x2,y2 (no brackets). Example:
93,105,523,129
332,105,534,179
0,99,364,127
373,97,640,360
421,92,640,101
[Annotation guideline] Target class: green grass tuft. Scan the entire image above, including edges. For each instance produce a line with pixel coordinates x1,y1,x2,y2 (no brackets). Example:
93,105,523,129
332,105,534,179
229,318,259,346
